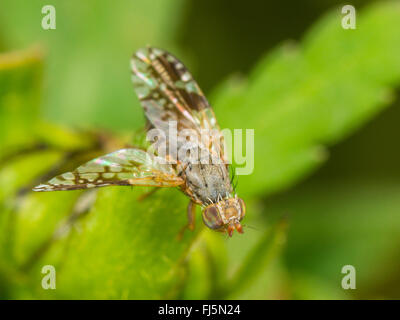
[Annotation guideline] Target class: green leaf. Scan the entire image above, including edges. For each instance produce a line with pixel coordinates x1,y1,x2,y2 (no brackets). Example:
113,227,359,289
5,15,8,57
32,188,199,299
226,218,287,298
0,0,186,131
2,1,400,300
0,46,43,154
265,178,400,299
212,1,400,198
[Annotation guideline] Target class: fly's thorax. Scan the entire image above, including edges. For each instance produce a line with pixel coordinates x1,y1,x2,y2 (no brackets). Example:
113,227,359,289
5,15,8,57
201,196,246,237
183,161,231,204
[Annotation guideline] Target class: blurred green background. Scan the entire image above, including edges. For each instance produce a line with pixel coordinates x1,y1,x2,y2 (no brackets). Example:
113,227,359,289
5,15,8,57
1,0,400,299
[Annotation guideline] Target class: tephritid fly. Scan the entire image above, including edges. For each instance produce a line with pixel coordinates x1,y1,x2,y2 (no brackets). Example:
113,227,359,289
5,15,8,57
33,47,246,237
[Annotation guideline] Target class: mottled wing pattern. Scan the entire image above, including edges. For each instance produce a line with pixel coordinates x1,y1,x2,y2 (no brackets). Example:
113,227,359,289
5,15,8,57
131,47,226,161
33,148,184,192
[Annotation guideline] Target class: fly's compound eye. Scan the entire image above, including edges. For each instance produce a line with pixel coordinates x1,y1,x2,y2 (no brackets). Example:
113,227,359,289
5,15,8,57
238,198,246,220
202,205,224,230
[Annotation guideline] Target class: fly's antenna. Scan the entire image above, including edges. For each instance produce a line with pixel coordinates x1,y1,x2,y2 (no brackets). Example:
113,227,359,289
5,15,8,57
207,197,214,205
242,224,261,232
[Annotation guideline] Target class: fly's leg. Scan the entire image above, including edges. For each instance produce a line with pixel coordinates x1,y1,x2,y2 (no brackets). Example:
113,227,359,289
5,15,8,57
186,200,197,231
177,200,197,240
137,187,160,201
177,161,189,178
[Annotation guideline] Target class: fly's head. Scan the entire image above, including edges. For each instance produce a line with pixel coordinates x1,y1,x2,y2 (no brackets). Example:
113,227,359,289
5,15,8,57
201,196,246,237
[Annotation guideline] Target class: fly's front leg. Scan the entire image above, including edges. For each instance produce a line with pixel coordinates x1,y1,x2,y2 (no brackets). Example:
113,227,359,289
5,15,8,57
186,200,196,231
177,162,189,178
177,200,197,240
137,187,160,201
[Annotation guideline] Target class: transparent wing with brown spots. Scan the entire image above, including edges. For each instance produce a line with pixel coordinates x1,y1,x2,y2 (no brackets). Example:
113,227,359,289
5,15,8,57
33,148,184,192
131,47,226,162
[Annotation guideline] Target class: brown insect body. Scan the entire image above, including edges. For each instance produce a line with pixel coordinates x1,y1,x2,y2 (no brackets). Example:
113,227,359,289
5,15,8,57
33,47,246,237
177,160,245,237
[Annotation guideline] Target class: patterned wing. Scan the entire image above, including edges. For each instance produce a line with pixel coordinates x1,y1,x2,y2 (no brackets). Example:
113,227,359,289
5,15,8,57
32,148,184,192
131,47,226,161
